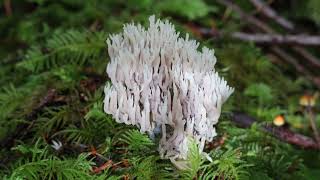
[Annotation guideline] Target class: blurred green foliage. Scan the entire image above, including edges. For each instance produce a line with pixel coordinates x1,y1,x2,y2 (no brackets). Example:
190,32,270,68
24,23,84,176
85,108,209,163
0,0,320,179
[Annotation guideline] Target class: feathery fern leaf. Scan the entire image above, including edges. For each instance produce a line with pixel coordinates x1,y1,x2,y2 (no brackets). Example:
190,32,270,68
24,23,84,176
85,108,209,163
7,140,94,179
0,84,28,120
117,129,155,152
130,156,173,180
179,138,203,179
9,154,94,180
200,148,250,180
18,30,107,72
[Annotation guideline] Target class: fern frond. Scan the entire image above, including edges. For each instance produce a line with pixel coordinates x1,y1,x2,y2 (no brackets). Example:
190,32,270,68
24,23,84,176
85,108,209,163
0,84,28,120
36,106,75,135
8,139,92,179
17,30,107,72
242,142,263,157
117,129,155,152
54,125,94,144
54,102,116,144
130,155,173,180
84,101,113,124
179,138,203,179
200,148,250,180
9,153,94,180
11,139,49,162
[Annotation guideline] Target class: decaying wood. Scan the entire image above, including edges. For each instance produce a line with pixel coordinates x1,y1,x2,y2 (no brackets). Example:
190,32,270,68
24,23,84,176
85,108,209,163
231,112,320,150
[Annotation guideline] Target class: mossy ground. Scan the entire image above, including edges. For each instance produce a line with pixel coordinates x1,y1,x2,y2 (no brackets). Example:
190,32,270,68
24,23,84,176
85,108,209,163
0,0,320,179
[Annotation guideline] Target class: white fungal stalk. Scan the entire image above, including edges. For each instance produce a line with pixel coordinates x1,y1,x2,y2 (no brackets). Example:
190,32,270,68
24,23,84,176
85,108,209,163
104,16,234,160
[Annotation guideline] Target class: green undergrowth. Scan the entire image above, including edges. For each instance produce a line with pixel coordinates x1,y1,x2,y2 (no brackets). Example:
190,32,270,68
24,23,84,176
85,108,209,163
0,0,320,179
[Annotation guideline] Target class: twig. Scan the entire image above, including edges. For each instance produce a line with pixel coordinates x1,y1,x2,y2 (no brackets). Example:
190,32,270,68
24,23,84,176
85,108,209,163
216,0,320,88
216,0,273,33
4,0,12,16
26,89,59,120
306,107,320,146
231,32,320,46
269,47,320,89
231,112,320,150
92,160,113,174
269,47,314,80
248,0,320,69
190,24,320,88
291,46,320,69
249,0,294,30
195,28,320,46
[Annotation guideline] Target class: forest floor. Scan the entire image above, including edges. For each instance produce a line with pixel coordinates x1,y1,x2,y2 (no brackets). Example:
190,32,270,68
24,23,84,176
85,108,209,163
1,0,320,179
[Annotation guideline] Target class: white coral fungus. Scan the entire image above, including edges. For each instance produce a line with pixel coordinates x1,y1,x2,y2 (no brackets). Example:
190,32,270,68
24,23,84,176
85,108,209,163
104,16,234,160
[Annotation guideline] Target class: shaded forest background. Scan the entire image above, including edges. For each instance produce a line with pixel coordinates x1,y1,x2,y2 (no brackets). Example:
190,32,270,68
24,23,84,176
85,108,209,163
1,0,320,179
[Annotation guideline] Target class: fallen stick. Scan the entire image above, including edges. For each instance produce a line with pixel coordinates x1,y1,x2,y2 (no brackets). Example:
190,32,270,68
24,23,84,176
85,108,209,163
250,0,294,30
4,0,12,16
231,32,320,46
231,112,319,150
216,0,320,88
248,0,320,68
188,23,320,88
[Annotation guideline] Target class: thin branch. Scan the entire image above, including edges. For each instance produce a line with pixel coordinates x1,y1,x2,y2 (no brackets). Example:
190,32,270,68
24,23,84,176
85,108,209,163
269,47,310,77
306,107,320,146
4,0,12,16
216,0,273,33
191,25,320,88
26,89,59,120
292,46,320,69
269,47,320,89
250,0,294,30
248,0,320,69
216,0,320,88
231,112,320,150
231,32,320,46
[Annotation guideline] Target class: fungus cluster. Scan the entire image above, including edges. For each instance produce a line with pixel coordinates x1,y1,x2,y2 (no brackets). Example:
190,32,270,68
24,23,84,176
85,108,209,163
104,16,234,160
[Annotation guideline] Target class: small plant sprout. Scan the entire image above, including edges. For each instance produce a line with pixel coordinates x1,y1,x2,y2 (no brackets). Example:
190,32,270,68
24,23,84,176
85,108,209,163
104,16,234,161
